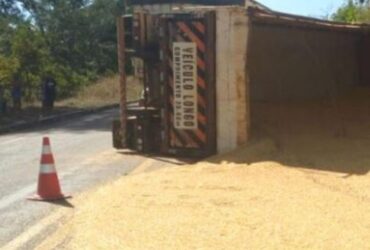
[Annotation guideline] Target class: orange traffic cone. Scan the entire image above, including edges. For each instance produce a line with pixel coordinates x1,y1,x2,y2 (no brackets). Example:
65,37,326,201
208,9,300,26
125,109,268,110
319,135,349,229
28,137,70,201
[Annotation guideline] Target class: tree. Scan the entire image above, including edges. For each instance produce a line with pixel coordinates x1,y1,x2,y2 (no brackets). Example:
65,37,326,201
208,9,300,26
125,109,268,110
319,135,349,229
85,0,125,73
0,0,22,20
0,0,125,100
332,0,370,23
10,24,49,99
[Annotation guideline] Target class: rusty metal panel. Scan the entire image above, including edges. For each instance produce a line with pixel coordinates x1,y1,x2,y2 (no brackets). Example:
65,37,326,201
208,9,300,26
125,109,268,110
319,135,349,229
161,13,216,157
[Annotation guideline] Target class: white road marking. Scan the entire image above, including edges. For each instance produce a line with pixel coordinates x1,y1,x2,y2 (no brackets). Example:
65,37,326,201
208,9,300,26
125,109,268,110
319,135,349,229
0,109,118,211
0,167,77,212
2,208,67,250
0,150,116,212
0,185,35,212
82,115,104,122
0,137,25,146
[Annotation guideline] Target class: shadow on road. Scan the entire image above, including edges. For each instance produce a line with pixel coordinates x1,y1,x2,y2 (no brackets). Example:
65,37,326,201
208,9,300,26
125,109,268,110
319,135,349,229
49,199,74,208
1,107,118,136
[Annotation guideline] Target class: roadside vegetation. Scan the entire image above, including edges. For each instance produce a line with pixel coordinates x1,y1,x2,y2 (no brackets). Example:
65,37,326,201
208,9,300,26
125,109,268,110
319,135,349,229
0,0,136,127
332,0,370,23
57,75,142,109
0,75,142,127
0,0,125,103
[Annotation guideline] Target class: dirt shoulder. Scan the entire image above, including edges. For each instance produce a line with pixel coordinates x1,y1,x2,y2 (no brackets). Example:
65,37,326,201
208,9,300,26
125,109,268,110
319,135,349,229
36,136,370,250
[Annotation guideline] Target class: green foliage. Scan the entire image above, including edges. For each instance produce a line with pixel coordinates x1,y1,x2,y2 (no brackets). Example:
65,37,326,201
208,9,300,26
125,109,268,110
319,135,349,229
0,55,19,85
332,0,370,23
333,1,361,22
0,0,125,101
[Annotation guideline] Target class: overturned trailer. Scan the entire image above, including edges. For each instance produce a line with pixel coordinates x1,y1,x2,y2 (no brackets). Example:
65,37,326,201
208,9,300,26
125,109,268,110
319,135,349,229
113,0,370,158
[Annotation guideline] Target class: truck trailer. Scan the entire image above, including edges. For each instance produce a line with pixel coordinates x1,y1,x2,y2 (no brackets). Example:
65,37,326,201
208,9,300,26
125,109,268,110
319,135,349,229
113,0,370,158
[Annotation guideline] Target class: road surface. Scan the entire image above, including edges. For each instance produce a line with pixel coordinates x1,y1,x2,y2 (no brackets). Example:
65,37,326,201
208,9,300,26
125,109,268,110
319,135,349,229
0,108,151,249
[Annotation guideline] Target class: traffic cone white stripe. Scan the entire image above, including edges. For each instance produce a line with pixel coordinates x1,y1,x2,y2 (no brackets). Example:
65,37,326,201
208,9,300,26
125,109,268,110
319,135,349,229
42,145,52,155
40,164,57,174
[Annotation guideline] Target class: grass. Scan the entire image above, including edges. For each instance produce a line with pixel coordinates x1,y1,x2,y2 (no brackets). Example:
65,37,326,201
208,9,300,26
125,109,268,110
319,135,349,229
56,75,142,108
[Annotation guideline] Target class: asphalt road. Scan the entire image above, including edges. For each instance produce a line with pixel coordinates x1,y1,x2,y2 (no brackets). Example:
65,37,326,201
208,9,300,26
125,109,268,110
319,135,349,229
0,108,150,249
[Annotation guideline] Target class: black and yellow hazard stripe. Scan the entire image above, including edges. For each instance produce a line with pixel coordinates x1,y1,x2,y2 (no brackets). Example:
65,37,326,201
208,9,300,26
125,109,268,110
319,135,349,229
167,20,208,149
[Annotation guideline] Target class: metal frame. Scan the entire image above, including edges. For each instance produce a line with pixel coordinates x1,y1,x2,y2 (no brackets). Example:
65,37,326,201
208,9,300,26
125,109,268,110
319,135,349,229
117,16,127,148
